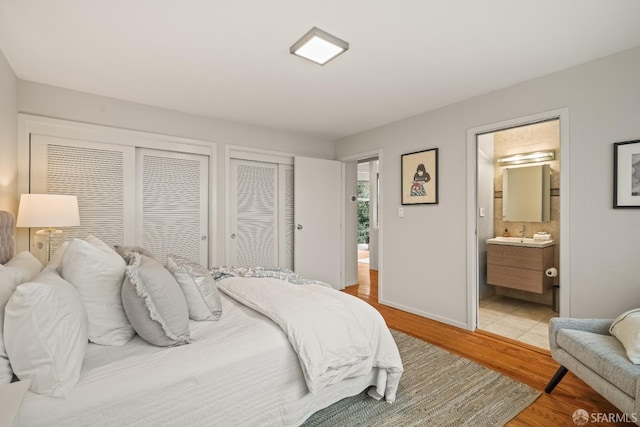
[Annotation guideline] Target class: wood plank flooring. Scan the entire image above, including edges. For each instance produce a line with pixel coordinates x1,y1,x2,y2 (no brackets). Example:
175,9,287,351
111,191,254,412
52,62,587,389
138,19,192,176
344,268,634,426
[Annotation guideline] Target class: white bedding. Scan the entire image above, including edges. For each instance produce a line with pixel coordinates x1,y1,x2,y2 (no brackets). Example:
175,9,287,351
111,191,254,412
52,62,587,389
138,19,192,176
218,277,403,400
15,292,388,427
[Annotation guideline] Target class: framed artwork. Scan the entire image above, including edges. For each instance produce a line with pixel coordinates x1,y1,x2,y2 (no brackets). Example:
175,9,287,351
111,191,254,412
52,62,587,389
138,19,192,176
401,148,438,205
613,140,640,208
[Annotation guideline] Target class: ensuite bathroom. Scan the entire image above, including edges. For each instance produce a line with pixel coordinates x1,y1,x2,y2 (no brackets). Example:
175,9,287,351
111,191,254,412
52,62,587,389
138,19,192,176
477,119,560,350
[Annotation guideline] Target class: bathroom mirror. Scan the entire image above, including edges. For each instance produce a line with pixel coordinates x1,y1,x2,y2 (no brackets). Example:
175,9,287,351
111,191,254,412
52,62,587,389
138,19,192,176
503,164,550,222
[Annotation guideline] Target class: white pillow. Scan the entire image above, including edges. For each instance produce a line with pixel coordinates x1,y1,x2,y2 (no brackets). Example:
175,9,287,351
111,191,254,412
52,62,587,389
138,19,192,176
0,271,16,383
4,270,88,397
0,252,43,384
610,308,640,364
2,251,43,284
43,240,70,273
61,236,134,346
166,254,222,321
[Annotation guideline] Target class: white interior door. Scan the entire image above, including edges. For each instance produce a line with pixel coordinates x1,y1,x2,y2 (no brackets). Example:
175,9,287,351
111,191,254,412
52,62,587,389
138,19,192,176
136,148,209,266
294,156,342,289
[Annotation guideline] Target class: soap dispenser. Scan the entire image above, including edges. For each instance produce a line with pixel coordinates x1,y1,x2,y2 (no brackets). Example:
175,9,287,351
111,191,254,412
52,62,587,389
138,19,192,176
502,228,510,237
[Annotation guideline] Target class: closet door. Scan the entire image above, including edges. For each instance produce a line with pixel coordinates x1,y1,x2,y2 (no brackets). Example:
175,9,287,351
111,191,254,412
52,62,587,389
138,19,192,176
136,148,209,266
30,134,136,249
278,164,294,271
228,159,279,267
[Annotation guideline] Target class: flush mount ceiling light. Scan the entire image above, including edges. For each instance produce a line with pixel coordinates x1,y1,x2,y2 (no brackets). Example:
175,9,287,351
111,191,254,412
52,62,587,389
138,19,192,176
290,27,349,66
497,150,555,166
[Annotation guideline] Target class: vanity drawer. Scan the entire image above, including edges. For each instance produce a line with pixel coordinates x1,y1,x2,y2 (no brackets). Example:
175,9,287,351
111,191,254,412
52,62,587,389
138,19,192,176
487,245,547,270
486,244,555,294
487,265,551,293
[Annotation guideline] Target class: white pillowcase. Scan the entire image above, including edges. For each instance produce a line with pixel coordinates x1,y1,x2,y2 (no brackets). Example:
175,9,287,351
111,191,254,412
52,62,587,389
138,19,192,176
61,236,134,346
0,252,43,384
1,251,43,284
44,240,70,273
166,254,222,321
0,271,16,384
610,308,640,364
4,270,88,397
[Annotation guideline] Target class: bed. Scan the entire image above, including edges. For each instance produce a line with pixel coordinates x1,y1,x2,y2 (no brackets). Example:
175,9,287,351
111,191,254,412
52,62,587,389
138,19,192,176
0,211,403,426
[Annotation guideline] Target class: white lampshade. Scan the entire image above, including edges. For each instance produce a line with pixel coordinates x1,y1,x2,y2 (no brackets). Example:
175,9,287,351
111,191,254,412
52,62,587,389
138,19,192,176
16,194,80,228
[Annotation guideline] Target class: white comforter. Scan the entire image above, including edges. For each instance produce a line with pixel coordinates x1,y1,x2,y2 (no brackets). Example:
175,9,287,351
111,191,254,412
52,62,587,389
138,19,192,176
217,277,403,402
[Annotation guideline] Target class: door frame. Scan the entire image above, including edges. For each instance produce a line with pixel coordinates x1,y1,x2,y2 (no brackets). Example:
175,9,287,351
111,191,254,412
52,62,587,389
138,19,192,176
339,149,383,295
466,108,570,331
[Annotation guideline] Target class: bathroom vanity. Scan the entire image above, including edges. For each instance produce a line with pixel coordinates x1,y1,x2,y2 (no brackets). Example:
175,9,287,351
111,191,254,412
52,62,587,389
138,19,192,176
486,237,555,294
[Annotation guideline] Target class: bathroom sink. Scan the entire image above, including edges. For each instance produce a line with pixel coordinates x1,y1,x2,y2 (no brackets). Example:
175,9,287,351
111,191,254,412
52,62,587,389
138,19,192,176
486,236,554,248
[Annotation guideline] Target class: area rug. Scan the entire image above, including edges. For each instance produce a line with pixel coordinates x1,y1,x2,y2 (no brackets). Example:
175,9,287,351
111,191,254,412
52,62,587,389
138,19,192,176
303,330,540,427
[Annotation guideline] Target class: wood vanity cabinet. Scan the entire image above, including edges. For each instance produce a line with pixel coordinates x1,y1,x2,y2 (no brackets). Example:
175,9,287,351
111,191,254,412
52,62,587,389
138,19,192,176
486,244,554,294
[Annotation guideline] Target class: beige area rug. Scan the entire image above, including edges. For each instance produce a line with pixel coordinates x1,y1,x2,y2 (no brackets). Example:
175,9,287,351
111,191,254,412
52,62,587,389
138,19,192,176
303,330,541,427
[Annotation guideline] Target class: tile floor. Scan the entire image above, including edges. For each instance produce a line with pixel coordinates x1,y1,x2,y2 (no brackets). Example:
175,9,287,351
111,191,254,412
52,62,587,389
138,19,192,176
478,295,558,350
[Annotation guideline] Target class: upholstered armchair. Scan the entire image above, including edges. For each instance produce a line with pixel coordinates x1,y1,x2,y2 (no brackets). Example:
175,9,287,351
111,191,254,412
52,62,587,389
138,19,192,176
546,317,640,425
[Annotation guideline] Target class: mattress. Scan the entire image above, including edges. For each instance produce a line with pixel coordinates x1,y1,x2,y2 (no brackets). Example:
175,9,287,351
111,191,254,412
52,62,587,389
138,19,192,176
15,293,379,427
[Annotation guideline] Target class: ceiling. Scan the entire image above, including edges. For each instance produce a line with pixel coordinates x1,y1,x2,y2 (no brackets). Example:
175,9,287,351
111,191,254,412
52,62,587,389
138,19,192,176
1,1,639,140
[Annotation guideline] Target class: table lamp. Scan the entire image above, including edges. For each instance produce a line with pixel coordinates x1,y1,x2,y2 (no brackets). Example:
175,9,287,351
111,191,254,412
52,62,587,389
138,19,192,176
16,194,80,262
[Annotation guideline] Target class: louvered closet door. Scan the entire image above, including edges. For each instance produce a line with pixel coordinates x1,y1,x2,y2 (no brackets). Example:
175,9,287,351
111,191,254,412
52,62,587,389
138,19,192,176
228,159,280,267
279,164,294,271
30,134,136,251
136,149,209,266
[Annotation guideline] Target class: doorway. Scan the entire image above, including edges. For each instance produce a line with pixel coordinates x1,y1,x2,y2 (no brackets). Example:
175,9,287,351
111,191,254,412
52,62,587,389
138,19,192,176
341,152,381,297
467,109,570,350
356,159,379,295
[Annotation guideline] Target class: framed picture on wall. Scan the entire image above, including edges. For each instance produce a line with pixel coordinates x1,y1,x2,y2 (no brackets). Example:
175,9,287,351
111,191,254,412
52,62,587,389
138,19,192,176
613,139,640,208
401,148,438,205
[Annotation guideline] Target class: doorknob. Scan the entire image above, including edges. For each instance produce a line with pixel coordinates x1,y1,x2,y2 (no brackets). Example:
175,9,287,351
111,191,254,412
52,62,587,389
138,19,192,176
296,224,303,230
231,233,237,239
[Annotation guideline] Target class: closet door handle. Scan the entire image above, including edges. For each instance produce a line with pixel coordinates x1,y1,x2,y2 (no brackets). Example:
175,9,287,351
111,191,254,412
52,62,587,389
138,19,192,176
231,233,237,239
296,224,303,230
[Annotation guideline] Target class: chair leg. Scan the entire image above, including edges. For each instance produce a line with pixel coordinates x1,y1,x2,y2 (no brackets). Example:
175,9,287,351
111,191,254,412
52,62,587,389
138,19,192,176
545,366,568,393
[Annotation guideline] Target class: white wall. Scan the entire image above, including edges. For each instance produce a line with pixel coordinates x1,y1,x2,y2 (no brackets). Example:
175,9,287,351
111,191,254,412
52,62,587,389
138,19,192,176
0,49,18,215
336,46,640,322
17,81,336,265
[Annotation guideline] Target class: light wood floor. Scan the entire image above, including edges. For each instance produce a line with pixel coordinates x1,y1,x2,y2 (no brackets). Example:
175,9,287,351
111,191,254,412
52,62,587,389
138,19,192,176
344,267,634,426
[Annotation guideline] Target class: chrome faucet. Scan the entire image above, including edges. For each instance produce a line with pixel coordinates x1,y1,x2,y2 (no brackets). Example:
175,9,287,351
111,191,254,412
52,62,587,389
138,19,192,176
519,225,526,238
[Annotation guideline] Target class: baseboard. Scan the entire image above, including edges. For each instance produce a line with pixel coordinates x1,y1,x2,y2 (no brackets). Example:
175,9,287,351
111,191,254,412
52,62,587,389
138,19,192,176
379,298,468,330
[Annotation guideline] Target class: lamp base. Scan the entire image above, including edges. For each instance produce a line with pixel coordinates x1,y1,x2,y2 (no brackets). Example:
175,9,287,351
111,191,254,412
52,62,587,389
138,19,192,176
34,228,63,263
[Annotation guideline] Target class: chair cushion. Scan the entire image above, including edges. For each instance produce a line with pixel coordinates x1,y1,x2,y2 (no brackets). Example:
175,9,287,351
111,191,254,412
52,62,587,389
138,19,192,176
557,329,640,397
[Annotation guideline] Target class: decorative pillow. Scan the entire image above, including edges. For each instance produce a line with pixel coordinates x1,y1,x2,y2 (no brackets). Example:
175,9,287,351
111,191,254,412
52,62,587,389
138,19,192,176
166,254,222,321
1,251,43,284
0,271,16,384
610,308,640,364
61,236,134,346
121,253,190,347
4,270,88,398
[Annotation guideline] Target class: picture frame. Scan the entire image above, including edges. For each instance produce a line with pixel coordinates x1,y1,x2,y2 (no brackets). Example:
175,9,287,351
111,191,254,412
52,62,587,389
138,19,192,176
613,139,640,208
401,148,438,205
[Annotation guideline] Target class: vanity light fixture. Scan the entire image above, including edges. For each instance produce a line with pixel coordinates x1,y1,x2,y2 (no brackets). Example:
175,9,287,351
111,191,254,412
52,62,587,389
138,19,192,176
497,150,555,166
290,27,349,65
